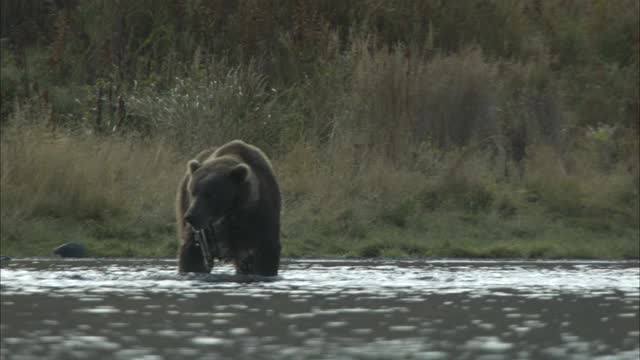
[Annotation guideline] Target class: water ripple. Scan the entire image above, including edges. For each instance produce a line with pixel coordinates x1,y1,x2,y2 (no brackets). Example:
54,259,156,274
1,258,638,360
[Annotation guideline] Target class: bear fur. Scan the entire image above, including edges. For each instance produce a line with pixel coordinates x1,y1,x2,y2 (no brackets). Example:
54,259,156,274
176,140,281,276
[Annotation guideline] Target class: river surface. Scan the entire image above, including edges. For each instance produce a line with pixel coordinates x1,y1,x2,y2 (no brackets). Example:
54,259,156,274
1,258,638,360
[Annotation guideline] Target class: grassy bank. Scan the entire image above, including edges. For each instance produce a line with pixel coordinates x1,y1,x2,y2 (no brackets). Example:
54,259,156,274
1,121,637,259
1,1,638,259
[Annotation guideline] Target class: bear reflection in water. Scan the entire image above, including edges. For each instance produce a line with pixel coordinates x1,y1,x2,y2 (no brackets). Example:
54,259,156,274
175,140,282,276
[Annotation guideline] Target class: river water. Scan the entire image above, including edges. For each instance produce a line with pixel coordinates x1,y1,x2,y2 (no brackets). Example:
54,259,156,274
1,258,638,360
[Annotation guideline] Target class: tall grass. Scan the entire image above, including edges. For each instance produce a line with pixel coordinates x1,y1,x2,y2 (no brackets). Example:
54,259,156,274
0,103,183,256
1,113,637,258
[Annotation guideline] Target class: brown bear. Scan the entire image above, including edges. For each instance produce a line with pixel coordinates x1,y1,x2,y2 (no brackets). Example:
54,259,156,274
176,140,281,276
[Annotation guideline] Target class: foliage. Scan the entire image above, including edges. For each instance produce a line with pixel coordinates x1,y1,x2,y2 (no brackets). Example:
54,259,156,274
1,0,638,258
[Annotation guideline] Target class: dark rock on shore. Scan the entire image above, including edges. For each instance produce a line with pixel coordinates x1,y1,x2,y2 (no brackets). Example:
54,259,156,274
53,243,87,258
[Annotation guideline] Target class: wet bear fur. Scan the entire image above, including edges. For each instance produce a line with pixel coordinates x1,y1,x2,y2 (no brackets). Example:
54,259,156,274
176,140,281,276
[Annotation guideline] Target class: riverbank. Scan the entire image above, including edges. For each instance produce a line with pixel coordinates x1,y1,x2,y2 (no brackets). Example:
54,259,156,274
1,126,637,260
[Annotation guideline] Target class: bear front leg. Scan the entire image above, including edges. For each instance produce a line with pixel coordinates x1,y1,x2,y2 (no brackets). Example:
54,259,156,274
254,240,281,276
231,247,255,275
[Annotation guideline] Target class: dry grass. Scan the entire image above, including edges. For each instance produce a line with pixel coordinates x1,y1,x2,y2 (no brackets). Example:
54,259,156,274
0,43,637,259
1,127,180,222
1,124,638,259
0,107,184,256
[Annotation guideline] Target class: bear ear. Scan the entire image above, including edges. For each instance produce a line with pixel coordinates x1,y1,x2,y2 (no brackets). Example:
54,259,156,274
188,160,201,174
229,164,250,183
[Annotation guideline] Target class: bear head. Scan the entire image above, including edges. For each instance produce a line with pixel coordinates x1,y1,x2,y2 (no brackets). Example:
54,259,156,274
183,157,257,230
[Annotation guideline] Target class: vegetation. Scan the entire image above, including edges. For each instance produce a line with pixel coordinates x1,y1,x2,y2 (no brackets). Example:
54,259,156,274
1,0,638,259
